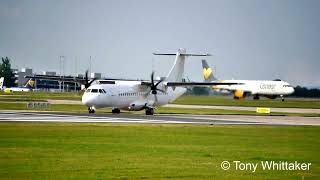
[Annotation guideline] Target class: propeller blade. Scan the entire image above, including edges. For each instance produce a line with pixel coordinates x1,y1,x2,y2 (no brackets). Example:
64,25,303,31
149,71,166,95
88,78,98,87
156,88,166,93
151,71,155,86
85,70,88,81
155,79,163,87
143,90,151,97
84,70,88,88
154,94,158,103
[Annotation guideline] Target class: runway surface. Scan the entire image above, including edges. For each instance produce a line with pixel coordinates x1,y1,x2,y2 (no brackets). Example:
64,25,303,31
165,104,320,114
0,110,319,126
47,100,320,114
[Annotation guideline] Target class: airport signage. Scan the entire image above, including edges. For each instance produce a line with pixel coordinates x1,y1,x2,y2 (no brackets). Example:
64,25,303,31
256,107,271,114
27,102,50,109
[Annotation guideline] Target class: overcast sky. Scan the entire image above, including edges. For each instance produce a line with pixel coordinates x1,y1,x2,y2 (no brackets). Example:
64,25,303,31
1,0,319,86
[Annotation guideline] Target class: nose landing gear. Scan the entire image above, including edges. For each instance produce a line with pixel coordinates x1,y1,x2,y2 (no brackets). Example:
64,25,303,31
145,107,154,115
88,107,95,113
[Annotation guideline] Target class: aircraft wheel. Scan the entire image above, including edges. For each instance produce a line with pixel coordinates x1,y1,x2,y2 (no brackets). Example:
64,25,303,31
88,107,95,114
112,108,120,114
253,95,260,100
145,108,154,115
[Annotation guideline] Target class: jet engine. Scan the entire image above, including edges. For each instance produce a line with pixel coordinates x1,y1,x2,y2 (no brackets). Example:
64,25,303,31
233,90,246,99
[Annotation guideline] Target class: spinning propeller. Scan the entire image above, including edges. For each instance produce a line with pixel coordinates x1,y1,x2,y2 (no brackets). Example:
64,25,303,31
84,70,97,89
149,72,165,102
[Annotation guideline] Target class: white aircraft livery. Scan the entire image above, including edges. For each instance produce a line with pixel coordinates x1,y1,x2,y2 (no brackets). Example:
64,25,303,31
201,60,295,101
81,49,240,115
0,77,4,89
0,77,36,93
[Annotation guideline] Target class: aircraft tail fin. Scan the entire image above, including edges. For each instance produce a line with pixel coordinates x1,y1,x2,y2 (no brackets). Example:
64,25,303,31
154,48,211,82
0,77,4,89
24,78,36,89
202,59,217,82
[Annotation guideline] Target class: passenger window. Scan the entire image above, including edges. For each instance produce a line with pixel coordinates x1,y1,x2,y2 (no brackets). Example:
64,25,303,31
91,89,98,93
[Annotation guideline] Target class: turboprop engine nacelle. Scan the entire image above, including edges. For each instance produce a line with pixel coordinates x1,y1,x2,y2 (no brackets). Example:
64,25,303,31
128,101,148,111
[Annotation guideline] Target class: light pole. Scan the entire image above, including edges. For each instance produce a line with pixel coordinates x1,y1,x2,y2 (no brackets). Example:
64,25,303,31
59,55,65,92
59,56,62,92
74,56,77,92
89,56,92,76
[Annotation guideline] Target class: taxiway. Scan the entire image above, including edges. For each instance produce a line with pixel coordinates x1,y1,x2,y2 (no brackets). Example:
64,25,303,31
0,110,319,126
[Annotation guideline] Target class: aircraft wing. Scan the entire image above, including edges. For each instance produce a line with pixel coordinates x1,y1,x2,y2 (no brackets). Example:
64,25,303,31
153,53,212,56
141,81,243,86
25,75,144,84
140,81,152,86
165,82,243,86
140,81,243,87
98,80,116,84
24,75,87,84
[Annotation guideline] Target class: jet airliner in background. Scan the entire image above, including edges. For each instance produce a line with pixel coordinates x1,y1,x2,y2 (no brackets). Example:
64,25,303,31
201,60,294,101
0,77,36,93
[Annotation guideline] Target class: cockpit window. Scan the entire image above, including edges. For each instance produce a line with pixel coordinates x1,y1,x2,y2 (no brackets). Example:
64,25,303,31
91,89,98,93
86,89,91,93
99,89,106,93
283,85,292,87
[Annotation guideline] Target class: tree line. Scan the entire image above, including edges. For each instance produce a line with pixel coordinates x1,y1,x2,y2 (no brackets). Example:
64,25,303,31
290,86,320,98
0,57,16,88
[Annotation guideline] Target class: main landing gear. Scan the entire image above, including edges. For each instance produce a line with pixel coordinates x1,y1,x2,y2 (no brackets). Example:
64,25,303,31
145,108,154,115
88,107,95,114
112,108,120,114
253,95,260,100
280,95,285,102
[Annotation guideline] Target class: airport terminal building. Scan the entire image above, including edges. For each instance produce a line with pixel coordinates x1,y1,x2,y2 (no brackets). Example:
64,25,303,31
12,67,102,92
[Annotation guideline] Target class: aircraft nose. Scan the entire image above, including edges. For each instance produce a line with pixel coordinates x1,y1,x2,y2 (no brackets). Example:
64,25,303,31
290,87,295,94
82,93,94,106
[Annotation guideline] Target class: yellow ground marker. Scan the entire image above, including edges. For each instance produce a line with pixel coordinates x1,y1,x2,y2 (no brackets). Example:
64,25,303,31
256,107,271,114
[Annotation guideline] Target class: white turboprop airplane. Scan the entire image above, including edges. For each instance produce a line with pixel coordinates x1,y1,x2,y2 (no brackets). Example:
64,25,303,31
201,60,295,101
81,49,240,115
0,77,36,93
